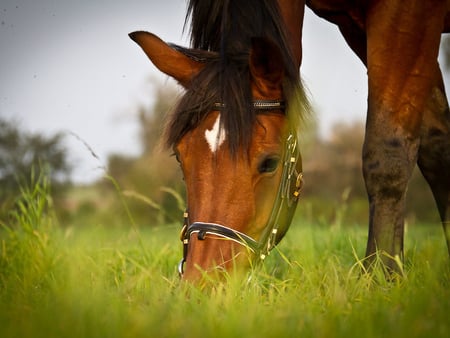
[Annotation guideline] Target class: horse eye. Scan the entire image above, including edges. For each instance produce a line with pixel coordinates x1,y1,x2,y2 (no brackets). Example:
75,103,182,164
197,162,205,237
171,151,181,163
258,156,280,174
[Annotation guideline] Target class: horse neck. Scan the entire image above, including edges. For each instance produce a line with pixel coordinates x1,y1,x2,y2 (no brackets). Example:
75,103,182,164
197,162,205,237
277,0,305,68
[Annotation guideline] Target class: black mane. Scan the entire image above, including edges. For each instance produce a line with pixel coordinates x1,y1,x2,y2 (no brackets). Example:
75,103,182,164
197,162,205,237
164,0,308,154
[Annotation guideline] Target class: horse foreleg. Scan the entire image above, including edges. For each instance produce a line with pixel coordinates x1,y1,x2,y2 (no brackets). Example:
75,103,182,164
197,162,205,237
362,111,419,272
417,66,450,257
363,0,446,273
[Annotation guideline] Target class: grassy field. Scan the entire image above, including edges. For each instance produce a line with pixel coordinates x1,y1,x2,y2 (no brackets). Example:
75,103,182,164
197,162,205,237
0,178,449,338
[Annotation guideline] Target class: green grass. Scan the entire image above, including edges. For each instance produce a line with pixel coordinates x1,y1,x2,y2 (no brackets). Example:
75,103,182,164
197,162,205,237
0,177,449,338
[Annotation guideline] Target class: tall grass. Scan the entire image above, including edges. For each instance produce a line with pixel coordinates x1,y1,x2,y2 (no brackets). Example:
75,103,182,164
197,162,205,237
0,175,448,338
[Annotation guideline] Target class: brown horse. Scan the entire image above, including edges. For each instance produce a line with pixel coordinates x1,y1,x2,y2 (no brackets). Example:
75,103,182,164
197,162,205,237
303,0,450,271
129,1,307,281
183,0,450,272
131,0,450,280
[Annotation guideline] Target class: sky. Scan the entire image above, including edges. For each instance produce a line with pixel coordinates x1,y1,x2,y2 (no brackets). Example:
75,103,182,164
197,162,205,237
1,1,449,183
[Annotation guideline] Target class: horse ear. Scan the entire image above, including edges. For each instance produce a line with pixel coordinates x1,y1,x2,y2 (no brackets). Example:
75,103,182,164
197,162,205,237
249,37,285,97
129,31,204,88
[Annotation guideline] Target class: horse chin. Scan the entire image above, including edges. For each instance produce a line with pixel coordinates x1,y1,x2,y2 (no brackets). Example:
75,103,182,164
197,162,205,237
182,237,253,283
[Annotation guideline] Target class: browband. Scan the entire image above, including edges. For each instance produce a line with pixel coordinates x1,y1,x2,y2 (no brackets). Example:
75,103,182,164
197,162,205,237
213,100,285,111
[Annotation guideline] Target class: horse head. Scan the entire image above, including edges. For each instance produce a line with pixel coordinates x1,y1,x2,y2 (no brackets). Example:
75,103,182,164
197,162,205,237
130,31,303,282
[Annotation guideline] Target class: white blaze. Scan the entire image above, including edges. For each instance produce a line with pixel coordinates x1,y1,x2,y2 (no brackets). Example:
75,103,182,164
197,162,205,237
205,114,226,153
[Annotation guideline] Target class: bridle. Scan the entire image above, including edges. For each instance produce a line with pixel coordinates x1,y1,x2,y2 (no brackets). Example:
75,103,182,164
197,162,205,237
178,99,303,276
177,99,304,276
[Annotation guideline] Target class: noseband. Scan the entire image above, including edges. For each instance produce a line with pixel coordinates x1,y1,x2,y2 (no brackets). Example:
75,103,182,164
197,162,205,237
178,99,304,276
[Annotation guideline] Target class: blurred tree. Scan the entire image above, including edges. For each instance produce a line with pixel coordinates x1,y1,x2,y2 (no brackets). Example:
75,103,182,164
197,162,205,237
106,81,184,226
299,120,438,225
139,85,180,154
302,121,365,199
107,153,135,181
0,118,71,217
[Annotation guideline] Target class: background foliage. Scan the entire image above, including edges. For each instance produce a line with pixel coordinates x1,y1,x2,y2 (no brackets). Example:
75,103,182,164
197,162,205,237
0,118,71,220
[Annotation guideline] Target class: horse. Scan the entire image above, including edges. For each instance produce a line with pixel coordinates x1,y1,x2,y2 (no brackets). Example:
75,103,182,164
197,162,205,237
129,1,308,281
130,0,450,281
303,0,450,272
